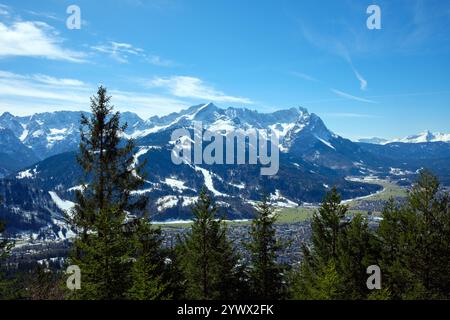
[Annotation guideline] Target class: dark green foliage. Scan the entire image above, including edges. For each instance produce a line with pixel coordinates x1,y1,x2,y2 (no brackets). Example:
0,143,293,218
245,194,285,299
291,187,382,300
336,214,380,299
0,219,9,298
26,264,67,300
378,170,450,299
69,86,166,300
70,207,133,299
291,187,348,299
311,187,348,262
127,220,170,300
292,171,449,300
176,188,242,300
0,220,10,261
0,194,15,299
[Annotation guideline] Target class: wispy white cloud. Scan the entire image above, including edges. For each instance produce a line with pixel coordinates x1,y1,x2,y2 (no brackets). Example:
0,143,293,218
353,69,367,91
301,25,368,91
110,90,188,117
145,54,174,67
0,71,89,107
31,74,85,87
149,76,253,104
0,4,10,16
331,89,376,104
25,10,62,22
291,71,319,82
92,41,174,66
92,41,143,63
324,112,379,118
334,41,368,90
0,70,189,118
0,20,86,62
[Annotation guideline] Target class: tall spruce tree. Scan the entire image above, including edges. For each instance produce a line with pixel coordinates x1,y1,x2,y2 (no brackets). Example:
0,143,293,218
177,188,241,300
0,220,9,262
0,219,10,297
378,170,450,299
126,220,170,300
0,196,14,299
0,197,11,263
69,86,163,299
336,214,380,299
291,187,348,299
245,194,285,299
311,187,348,262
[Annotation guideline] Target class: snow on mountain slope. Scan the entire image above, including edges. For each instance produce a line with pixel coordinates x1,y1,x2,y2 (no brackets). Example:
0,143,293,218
0,103,339,165
16,166,39,179
390,131,450,144
5,103,450,237
359,131,450,145
49,191,75,213
194,165,228,197
128,103,214,138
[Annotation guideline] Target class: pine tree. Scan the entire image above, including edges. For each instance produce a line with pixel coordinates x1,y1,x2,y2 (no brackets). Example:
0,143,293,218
177,187,241,300
311,187,348,262
378,170,450,299
290,187,348,299
301,260,342,300
376,199,416,298
68,86,163,299
0,197,14,299
126,220,170,300
0,219,9,298
336,214,379,299
245,194,285,299
26,264,67,300
0,196,12,262
0,220,10,261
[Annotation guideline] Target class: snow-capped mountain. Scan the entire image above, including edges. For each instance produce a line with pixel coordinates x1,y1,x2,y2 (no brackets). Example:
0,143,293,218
0,104,307,159
0,103,341,162
358,131,450,145
2,103,450,240
0,110,153,161
389,131,450,144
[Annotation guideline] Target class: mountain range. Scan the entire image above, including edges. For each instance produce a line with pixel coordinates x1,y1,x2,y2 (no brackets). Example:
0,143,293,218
1,103,450,240
358,131,450,145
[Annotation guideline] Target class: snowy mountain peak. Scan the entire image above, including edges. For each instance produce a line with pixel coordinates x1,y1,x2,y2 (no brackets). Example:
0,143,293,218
0,104,338,159
358,131,450,145
394,131,450,144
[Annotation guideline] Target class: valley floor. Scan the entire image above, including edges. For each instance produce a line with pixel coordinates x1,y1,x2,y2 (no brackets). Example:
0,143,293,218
7,178,407,267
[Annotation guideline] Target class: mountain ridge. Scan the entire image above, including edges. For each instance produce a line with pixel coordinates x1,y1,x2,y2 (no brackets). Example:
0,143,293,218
1,103,450,240
358,130,450,145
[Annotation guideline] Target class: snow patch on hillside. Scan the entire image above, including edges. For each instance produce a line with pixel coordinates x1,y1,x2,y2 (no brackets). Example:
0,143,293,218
316,136,336,150
270,190,299,207
20,124,29,141
164,178,191,192
156,195,178,211
229,182,245,189
181,196,198,207
16,167,38,179
49,191,75,212
194,166,227,197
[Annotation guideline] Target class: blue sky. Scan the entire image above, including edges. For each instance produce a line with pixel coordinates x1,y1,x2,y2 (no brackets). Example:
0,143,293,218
0,0,449,140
